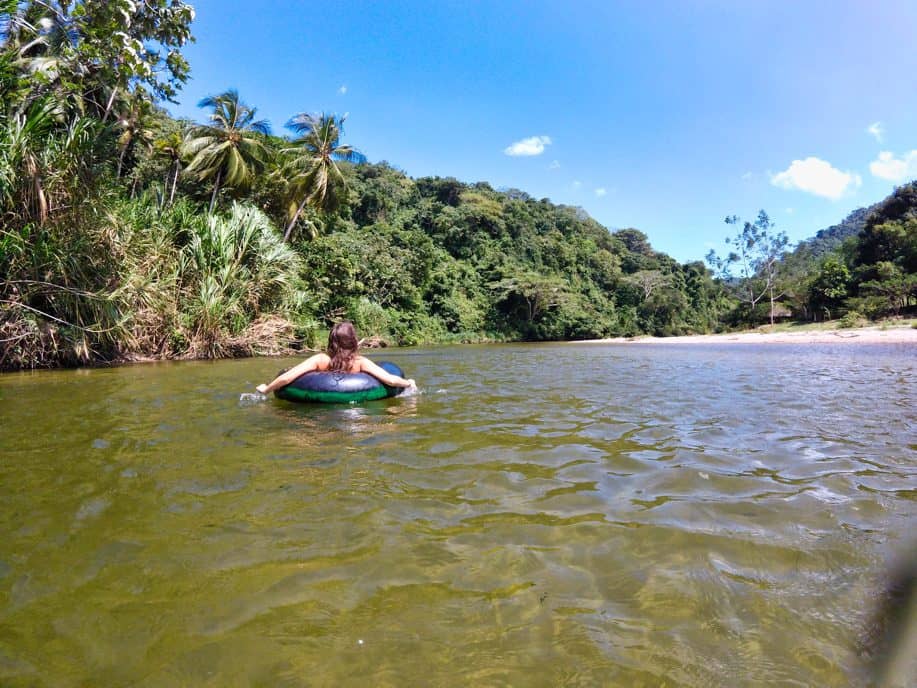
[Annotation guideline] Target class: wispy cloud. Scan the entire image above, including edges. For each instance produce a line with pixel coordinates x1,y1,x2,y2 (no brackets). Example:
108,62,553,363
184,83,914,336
770,157,861,200
571,180,582,189
338,85,348,95
741,171,753,181
504,135,552,157
548,159,561,169
867,121,884,143
594,187,607,197
869,150,917,182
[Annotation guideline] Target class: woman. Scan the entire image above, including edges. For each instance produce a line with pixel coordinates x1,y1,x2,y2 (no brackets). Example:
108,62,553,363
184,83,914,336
255,321,416,395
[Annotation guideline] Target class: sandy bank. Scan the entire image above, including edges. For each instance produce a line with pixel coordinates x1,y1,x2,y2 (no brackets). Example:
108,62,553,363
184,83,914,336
579,326,917,346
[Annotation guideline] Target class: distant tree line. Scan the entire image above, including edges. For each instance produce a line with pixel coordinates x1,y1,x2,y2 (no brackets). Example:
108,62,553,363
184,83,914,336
1,2,914,370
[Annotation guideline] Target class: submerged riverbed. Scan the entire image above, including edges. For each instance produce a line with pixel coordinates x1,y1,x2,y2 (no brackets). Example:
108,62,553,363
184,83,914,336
1,342,915,686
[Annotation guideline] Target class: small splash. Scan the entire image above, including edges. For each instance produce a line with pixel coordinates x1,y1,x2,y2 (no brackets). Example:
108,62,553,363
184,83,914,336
238,392,267,406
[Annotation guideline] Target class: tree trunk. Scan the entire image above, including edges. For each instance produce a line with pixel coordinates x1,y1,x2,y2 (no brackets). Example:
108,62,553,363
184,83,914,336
162,170,170,208
283,196,310,242
209,168,222,214
169,160,180,207
102,86,119,123
769,287,775,326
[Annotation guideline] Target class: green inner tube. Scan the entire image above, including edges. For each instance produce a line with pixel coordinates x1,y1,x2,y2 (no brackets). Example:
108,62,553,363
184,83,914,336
274,361,407,404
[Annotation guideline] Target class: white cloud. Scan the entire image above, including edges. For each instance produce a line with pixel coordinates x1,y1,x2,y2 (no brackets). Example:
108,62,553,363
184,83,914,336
770,157,861,200
867,121,884,143
338,85,348,95
549,159,560,169
504,135,552,157
869,150,917,182
594,187,607,197
785,207,794,214
571,180,582,189
741,171,753,180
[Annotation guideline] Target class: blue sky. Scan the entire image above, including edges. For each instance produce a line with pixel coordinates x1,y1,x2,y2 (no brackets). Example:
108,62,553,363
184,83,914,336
168,0,917,262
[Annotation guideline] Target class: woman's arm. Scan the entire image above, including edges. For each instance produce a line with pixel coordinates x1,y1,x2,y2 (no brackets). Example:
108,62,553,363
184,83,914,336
359,357,416,389
256,353,327,394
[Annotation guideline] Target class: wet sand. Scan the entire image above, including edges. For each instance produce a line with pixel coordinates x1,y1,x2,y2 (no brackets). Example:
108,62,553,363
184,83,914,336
581,325,917,345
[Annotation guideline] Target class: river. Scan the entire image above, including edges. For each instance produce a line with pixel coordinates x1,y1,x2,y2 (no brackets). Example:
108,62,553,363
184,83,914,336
1,342,915,686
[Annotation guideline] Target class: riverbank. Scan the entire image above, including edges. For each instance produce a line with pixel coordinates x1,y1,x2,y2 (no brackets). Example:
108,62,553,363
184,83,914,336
582,324,917,345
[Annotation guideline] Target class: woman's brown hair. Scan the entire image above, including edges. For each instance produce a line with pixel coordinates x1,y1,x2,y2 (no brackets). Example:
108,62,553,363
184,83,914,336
327,321,359,372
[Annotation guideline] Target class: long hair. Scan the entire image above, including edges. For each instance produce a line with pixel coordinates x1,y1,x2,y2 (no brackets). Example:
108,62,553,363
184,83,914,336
327,321,359,372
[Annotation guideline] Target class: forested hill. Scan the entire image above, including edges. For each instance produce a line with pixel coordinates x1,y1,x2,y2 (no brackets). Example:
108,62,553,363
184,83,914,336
792,203,879,260
291,164,731,344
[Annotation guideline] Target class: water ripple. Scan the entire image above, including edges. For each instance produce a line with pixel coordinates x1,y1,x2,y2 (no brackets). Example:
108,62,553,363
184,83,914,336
0,342,913,685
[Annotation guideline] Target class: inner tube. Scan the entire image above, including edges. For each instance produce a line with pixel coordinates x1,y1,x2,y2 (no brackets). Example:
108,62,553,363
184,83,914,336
275,361,407,404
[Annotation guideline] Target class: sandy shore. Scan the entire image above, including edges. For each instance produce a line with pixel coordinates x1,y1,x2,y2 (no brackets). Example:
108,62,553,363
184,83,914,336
579,326,917,346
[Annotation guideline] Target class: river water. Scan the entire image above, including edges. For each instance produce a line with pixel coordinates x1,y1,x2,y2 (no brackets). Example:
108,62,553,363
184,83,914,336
0,342,914,686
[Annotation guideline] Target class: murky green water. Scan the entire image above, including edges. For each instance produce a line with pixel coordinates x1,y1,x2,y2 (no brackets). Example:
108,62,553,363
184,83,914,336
1,342,915,686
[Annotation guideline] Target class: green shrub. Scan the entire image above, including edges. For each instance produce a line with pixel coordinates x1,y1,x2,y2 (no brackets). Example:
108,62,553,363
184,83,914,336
347,297,393,341
837,311,867,329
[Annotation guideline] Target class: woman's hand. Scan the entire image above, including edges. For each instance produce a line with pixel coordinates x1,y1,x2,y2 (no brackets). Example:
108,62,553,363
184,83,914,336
256,384,269,394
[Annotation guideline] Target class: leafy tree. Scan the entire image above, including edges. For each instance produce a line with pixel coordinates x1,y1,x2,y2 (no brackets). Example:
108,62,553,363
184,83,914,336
625,269,671,301
858,261,916,316
614,228,654,256
183,89,271,212
808,256,850,319
415,176,464,206
707,211,790,325
1,1,193,116
489,271,571,333
280,112,365,241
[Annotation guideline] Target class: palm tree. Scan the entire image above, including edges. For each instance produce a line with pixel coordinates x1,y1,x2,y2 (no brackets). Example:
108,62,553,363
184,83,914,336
115,94,154,179
183,89,270,213
281,112,365,242
153,127,185,207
